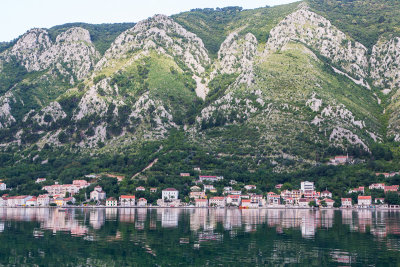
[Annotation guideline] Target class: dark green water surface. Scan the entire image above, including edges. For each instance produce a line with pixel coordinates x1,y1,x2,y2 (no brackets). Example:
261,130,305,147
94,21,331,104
0,208,399,266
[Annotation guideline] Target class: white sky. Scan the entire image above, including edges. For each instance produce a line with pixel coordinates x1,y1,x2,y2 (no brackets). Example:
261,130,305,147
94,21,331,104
1,0,298,42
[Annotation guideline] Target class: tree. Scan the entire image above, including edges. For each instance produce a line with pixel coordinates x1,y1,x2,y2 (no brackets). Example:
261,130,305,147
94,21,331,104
320,200,327,207
385,192,400,205
308,201,317,207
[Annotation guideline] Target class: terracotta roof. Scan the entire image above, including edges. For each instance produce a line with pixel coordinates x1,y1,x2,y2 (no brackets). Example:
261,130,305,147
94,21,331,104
341,198,352,201
107,197,116,201
195,199,207,202
139,198,147,201
163,188,178,191
211,197,225,200
120,195,135,199
358,196,371,199
241,199,251,202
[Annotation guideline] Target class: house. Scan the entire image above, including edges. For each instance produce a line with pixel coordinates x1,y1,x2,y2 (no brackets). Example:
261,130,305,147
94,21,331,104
180,173,190,177
190,186,201,192
203,185,215,192
90,186,106,201
322,198,334,208
7,196,31,206
106,197,118,207
150,188,158,193
37,195,50,206
189,191,206,199
120,195,136,206
209,197,225,207
241,199,252,208
384,185,399,193
369,183,385,190
162,188,179,201
42,184,79,197
199,176,223,183
275,184,283,189
54,197,64,207
136,186,145,192
137,198,147,206
298,198,309,207
321,190,332,198
35,178,46,183
341,198,352,208
229,180,237,185
349,186,365,194
375,198,385,204
244,185,257,190
284,197,294,205
193,167,201,172
375,173,390,178
64,197,76,205
330,155,352,165
0,183,6,191
301,181,314,192
26,197,37,206
358,196,372,207
229,190,242,195
195,198,208,207
226,195,241,206
72,180,90,188
223,187,232,194
267,192,280,205
0,197,6,207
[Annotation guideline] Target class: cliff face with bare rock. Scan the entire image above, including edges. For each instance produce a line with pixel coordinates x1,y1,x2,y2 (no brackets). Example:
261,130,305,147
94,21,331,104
0,0,400,172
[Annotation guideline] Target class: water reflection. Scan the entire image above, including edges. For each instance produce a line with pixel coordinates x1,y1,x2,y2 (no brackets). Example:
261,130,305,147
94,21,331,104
0,208,399,241
0,208,399,265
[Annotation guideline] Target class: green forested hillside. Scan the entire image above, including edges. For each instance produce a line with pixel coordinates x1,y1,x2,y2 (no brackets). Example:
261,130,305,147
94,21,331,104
307,0,400,50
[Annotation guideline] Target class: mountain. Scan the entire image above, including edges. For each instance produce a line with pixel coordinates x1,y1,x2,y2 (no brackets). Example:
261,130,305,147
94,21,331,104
0,0,399,195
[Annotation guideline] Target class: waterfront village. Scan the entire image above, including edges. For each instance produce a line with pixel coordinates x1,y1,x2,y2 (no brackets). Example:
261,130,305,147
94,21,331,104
0,163,399,209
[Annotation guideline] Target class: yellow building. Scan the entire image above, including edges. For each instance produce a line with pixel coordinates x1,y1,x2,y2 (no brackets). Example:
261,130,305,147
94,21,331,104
54,197,64,207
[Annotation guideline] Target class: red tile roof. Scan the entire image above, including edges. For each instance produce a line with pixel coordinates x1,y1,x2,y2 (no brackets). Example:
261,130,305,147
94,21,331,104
120,195,135,199
358,196,371,200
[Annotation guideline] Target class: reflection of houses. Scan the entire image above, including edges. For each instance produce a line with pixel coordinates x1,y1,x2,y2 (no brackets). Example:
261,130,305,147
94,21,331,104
160,209,179,228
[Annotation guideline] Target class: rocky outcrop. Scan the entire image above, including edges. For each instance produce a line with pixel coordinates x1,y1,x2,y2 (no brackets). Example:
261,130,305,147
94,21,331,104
0,92,16,128
265,5,369,80
97,14,210,76
214,32,258,86
33,102,67,126
370,36,400,94
1,27,100,83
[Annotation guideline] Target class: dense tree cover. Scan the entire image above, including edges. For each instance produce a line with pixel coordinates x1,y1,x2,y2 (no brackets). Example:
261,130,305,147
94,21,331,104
307,0,400,50
47,22,136,55
0,129,399,203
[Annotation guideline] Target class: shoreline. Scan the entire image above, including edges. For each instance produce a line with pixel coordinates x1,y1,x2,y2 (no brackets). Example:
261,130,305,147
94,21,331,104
2,206,400,210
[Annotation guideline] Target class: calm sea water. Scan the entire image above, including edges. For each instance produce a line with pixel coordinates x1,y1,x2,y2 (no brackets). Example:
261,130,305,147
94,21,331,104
0,208,399,266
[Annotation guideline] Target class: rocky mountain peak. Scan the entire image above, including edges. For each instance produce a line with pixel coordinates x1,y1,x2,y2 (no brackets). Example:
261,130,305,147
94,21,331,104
55,27,92,43
96,14,210,75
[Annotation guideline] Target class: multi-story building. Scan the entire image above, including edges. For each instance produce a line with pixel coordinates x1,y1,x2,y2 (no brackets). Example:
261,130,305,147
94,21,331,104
341,198,352,208
198,176,223,183
301,181,314,192
37,195,50,206
358,196,372,207
162,188,179,201
189,191,206,199
209,197,225,207
106,197,118,207
195,198,208,207
120,195,135,206
90,186,106,201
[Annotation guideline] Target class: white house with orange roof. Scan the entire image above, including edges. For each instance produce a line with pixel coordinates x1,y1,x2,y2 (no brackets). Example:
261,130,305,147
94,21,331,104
358,196,372,207
321,198,334,208
106,197,118,207
136,186,145,192
137,198,147,206
267,192,280,205
162,188,179,201
321,190,332,198
209,197,225,207
119,195,135,206
384,185,399,193
195,198,208,207
341,198,352,208
226,195,241,206
244,185,256,190
26,197,37,206
349,186,365,194
369,183,385,190
37,195,50,206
